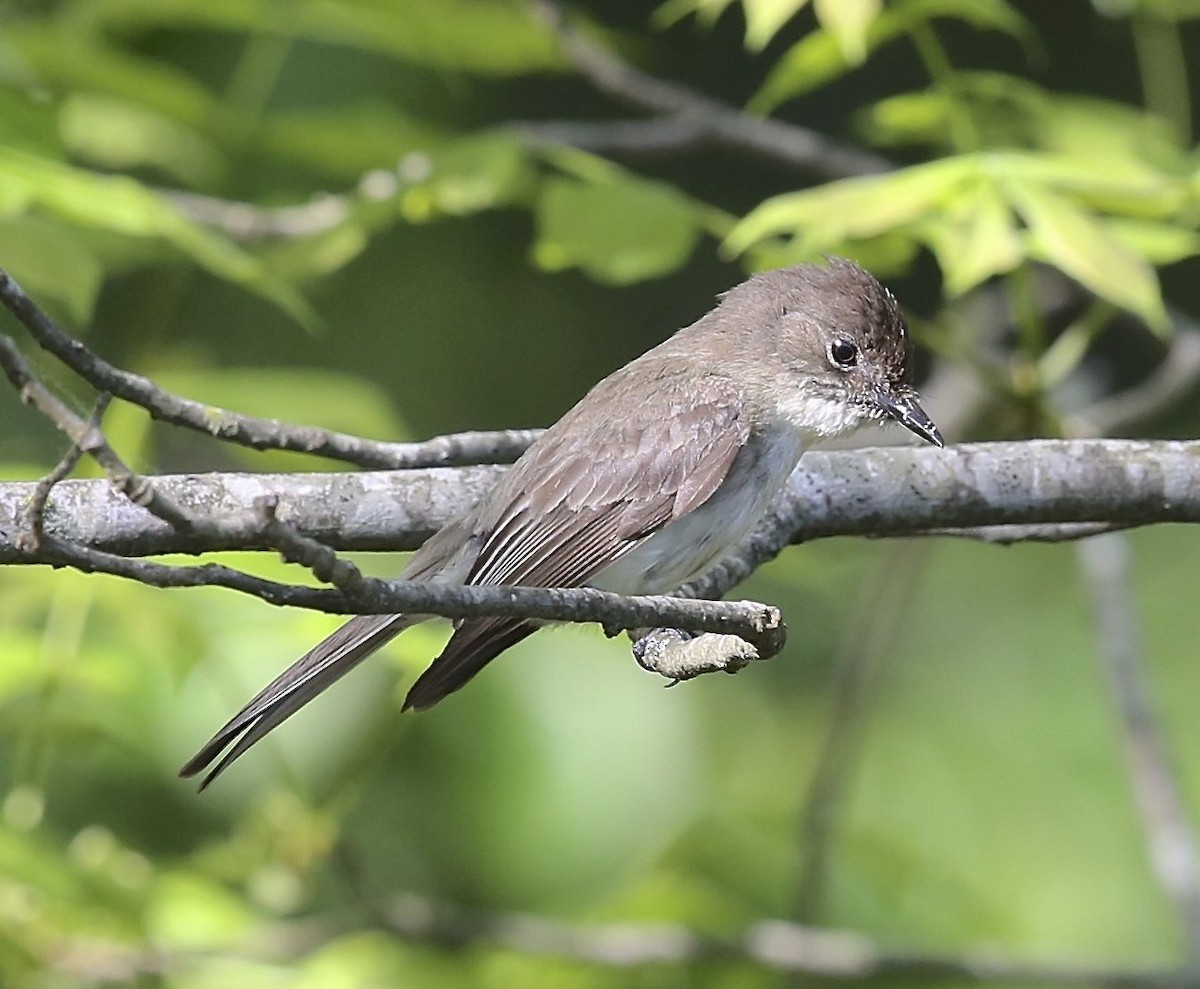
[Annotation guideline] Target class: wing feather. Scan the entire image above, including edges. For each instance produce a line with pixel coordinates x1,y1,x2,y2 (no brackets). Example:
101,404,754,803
403,372,750,710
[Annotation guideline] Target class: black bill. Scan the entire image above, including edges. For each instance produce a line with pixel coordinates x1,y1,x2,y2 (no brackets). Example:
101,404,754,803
876,389,944,448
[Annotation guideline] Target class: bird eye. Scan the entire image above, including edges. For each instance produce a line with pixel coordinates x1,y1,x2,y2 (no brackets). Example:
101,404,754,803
828,339,858,369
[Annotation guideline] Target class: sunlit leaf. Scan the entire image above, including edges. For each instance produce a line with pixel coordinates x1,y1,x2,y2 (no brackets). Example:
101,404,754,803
533,176,701,284
989,150,1184,219
744,0,813,49
915,178,1023,295
725,157,973,256
60,93,226,187
813,0,881,63
1104,218,1200,264
1005,177,1168,331
749,0,1034,113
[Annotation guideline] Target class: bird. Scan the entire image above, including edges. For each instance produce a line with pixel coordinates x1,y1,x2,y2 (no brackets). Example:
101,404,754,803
181,258,943,789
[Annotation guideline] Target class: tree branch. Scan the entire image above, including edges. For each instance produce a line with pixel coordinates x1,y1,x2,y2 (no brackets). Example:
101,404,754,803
2,441,1197,567
526,0,892,179
0,267,539,469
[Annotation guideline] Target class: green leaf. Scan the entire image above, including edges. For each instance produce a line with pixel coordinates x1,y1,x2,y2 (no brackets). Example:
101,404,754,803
9,26,220,131
533,177,701,284
0,149,314,327
59,94,226,187
81,0,566,75
0,216,103,324
744,0,813,49
1005,178,1168,331
0,87,63,157
1104,218,1200,264
258,104,442,180
725,157,973,256
813,0,881,63
400,132,534,221
749,0,1034,113
915,178,1023,296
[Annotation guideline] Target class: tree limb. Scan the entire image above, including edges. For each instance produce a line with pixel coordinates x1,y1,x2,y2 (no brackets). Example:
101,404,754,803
2,441,1197,567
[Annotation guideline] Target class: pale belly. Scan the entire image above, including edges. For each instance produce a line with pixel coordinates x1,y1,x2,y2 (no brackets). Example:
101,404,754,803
590,427,809,595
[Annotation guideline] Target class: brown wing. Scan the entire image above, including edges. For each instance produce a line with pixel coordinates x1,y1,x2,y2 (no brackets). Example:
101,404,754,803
403,370,750,710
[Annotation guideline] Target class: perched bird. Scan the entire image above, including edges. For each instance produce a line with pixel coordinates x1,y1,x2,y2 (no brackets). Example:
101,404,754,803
181,258,942,788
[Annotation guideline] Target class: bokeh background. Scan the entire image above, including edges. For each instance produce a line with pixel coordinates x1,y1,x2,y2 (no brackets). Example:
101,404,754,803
2,0,1200,985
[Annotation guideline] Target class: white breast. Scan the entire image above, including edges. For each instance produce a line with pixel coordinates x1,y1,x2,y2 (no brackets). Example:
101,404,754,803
591,424,811,595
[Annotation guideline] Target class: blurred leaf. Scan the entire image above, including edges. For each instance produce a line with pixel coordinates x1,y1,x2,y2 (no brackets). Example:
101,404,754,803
9,25,220,130
83,0,565,75
1034,96,1192,179
60,93,226,187
861,75,1191,186
813,0,881,63
1104,218,1200,263
0,149,314,326
266,223,370,280
0,215,103,323
0,87,62,157
533,176,701,284
915,178,1023,295
400,132,534,220
994,150,1184,220
258,104,442,180
147,871,259,949
859,71,1048,150
725,157,973,256
745,0,814,49
1005,177,1168,331
749,0,1034,113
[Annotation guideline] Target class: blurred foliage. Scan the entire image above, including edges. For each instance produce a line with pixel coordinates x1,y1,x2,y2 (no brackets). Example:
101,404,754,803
1,0,1200,986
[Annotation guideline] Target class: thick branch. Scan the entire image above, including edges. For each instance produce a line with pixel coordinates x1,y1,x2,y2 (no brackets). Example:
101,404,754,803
1,441,1196,566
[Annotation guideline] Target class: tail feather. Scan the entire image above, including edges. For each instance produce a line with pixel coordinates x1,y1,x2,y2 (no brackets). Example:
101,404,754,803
180,613,418,789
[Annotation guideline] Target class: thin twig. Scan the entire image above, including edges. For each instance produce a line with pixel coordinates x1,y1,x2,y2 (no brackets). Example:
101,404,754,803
17,394,111,551
1078,533,1200,961
18,531,784,662
0,269,539,469
527,0,893,179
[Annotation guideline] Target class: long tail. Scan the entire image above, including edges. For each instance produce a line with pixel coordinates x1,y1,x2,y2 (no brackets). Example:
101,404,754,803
179,613,419,790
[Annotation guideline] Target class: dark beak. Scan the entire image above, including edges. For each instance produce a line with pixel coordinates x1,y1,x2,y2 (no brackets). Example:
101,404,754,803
876,389,944,448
